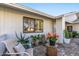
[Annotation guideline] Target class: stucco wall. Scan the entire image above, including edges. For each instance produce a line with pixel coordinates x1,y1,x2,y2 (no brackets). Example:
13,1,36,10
56,17,65,43
73,24,79,32
66,23,79,32
0,6,54,38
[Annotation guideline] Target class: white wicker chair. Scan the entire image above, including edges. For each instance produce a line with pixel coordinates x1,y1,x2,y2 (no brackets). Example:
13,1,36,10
1,39,33,56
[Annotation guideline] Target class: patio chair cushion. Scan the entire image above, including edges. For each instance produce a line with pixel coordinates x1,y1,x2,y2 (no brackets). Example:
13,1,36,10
14,43,26,56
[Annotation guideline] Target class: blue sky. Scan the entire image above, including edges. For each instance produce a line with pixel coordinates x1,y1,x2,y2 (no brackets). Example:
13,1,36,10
21,3,79,16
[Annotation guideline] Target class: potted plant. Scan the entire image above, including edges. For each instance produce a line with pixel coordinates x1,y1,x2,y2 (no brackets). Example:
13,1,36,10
47,32,59,46
46,33,59,56
37,34,47,45
37,34,42,44
15,32,29,49
31,34,40,46
72,31,78,38
64,30,72,44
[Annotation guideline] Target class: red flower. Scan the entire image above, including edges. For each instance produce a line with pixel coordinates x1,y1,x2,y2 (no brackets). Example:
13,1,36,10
53,33,59,38
47,32,59,40
47,32,52,38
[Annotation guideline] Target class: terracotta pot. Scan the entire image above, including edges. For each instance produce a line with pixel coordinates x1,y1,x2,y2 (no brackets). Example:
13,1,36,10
46,46,57,56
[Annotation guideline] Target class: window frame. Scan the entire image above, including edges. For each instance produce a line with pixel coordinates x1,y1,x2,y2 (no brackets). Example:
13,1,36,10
23,16,43,33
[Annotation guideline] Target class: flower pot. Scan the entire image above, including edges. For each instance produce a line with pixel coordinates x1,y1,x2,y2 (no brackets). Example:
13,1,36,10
49,40,55,46
64,38,71,44
46,46,57,56
32,40,39,46
35,40,39,46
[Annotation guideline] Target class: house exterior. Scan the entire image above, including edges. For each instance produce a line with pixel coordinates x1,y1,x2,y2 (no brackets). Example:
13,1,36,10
2,3,78,56
0,3,79,56
0,3,65,44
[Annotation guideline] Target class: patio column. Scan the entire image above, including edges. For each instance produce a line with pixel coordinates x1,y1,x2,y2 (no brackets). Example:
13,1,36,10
56,17,65,43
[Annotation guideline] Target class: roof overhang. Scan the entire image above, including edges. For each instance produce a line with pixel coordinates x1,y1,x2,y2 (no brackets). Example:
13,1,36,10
0,3,56,19
65,19,79,24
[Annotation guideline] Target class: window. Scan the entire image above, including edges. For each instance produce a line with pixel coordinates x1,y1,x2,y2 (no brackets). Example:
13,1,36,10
23,17,43,33
35,20,43,32
67,26,73,32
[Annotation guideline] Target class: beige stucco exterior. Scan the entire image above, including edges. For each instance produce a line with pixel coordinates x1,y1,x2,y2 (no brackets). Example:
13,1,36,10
56,17,65,43
0,6,56,38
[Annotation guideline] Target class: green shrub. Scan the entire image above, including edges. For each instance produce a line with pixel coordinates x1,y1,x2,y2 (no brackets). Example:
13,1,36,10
15,32,29,45
72,31,78,38
64,30,73,38
64,30,79,38
31,34,42,41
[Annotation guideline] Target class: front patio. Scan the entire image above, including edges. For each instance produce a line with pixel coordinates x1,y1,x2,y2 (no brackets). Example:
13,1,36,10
0,3,79,56
0,32,79,56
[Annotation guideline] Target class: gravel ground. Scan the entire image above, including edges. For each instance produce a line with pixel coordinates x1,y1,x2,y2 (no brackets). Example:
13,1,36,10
33,45,47,56
33,38,79,56
57,38,79,56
